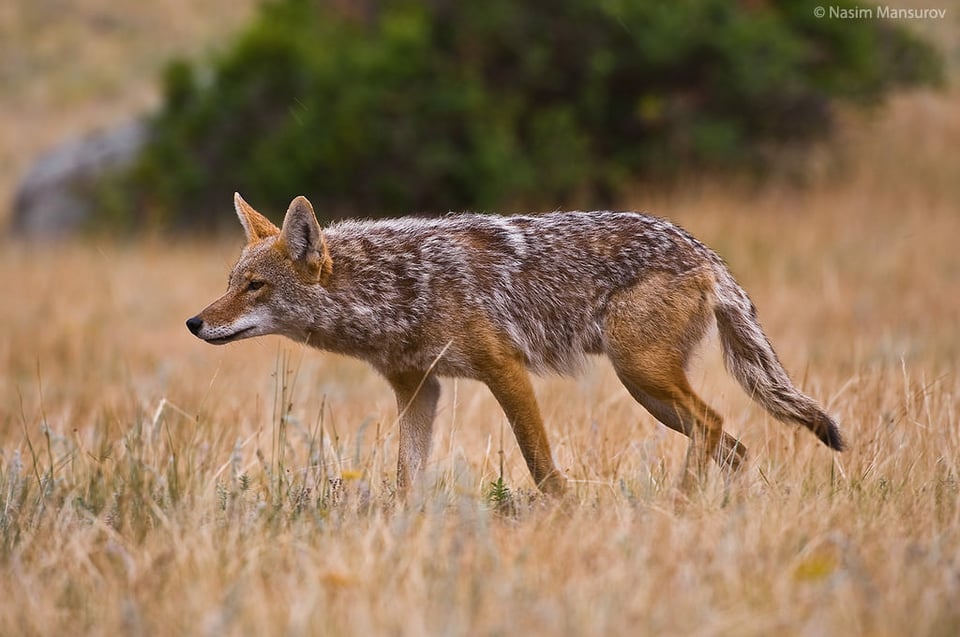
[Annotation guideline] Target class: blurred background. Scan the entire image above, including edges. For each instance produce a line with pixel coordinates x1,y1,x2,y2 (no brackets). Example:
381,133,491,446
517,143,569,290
2,0,955,236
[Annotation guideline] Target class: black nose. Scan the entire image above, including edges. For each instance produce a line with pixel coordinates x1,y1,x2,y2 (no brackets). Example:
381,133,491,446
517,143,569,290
186,316,203,335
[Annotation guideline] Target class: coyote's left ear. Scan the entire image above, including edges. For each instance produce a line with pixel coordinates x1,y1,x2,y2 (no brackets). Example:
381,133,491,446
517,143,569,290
278,195,333,284
235,192,280,244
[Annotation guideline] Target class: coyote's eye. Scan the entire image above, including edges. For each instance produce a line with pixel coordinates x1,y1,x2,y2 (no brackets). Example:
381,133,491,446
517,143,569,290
247,280,265,292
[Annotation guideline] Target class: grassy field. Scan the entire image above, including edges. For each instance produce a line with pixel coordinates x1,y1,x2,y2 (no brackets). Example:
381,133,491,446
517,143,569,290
3,1,960,634
2,85,959,635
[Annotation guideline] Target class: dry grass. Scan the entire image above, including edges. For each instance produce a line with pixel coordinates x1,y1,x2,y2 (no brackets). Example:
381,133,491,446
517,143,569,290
2,1,960,633
2,85,959,635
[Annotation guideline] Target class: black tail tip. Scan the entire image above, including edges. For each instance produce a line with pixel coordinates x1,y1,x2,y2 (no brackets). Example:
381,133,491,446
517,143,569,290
813,412,845,452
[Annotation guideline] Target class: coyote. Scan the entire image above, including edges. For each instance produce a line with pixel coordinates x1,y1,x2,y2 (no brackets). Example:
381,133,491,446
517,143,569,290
187,194,843,496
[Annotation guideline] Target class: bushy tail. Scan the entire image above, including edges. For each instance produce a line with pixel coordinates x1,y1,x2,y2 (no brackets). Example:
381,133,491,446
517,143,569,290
712,268,844,451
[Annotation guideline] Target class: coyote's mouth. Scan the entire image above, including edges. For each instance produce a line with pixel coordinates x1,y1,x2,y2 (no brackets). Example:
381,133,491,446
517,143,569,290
204,326,255,345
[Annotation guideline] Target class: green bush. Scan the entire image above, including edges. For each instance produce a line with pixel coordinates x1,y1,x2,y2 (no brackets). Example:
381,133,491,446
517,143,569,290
112,0,943,229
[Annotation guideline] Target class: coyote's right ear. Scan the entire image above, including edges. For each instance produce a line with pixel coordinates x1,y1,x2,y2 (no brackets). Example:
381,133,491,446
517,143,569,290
234,192,280,244
279,195,333,284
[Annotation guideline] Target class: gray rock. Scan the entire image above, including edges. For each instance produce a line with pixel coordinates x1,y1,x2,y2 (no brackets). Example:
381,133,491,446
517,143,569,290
9,120,147,239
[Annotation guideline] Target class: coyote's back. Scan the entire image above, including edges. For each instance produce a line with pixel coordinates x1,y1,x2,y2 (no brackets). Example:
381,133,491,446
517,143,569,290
318,210,719,375
187,194,843,496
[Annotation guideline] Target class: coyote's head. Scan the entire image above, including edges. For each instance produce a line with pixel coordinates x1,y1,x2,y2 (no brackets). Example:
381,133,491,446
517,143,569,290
186,194,333,345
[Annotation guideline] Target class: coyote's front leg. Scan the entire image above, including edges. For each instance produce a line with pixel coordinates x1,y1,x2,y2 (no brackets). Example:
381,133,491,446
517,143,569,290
480,355,567,496
388,371,441,496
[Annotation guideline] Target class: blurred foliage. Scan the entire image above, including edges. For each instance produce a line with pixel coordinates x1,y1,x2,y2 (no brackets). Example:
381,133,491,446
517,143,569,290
106,0,943,229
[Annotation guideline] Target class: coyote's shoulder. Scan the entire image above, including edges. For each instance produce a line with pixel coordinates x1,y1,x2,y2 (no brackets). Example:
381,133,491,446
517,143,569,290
187,194,843,497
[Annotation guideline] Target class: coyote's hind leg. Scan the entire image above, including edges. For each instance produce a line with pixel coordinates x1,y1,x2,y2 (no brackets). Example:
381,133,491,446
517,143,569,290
604,271,739,490
616,378,747,475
